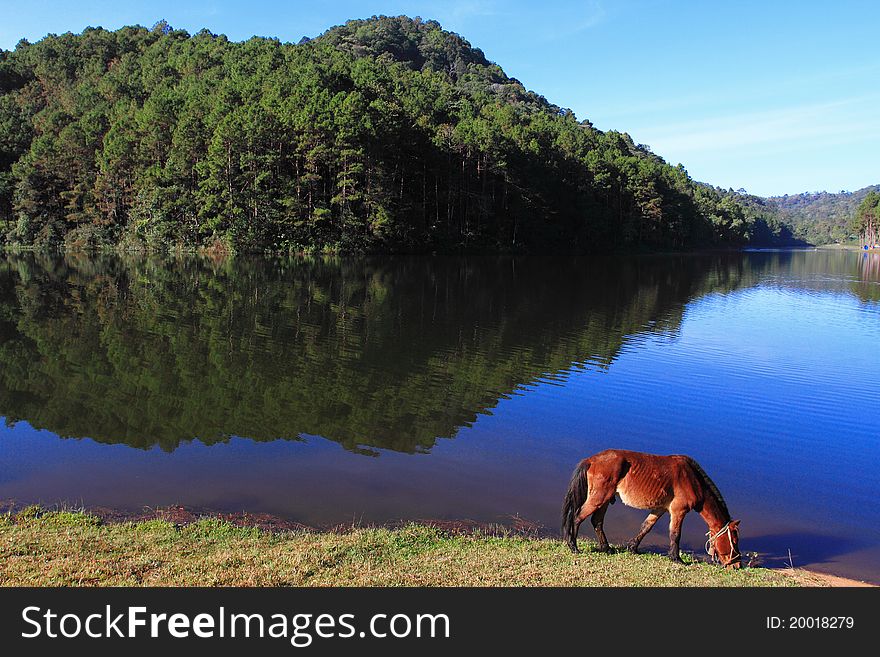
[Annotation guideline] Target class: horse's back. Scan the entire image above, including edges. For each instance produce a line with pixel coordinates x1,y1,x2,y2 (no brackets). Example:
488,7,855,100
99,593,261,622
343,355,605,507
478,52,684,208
588,449,693,469
588,450,701,511
587,449,688,473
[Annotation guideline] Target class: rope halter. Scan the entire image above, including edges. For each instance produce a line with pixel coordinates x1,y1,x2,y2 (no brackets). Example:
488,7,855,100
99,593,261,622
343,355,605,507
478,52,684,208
705,522,740,564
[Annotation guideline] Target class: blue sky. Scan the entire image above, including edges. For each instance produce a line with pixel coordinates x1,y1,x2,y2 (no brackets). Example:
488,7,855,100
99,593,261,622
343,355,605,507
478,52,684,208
1,0,877,196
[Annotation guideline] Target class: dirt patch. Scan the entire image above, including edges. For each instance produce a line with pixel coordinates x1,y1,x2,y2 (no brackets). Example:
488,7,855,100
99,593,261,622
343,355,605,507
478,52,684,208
87,505,314,533
779,569,876,587
60,504,546,538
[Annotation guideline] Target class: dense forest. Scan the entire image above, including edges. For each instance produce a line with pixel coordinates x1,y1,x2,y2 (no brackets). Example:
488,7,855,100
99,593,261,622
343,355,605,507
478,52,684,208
0,16,790,254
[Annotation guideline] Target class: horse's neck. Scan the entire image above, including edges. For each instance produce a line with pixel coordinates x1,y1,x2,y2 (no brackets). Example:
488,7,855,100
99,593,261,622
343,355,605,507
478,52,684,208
699,494,730,533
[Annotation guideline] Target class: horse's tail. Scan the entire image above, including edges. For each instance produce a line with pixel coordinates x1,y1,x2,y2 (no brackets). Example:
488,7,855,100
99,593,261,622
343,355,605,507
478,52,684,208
562,459,590,552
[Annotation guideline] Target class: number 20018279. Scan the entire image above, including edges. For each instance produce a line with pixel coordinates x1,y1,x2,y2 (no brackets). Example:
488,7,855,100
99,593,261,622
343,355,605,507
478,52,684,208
766,617,854,629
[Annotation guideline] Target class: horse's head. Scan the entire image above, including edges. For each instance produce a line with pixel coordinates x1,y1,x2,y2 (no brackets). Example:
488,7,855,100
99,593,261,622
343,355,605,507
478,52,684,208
707,519,741,568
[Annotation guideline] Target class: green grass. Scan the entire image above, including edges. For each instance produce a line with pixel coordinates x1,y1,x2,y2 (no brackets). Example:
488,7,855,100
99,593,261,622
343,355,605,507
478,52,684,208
0,509,802,587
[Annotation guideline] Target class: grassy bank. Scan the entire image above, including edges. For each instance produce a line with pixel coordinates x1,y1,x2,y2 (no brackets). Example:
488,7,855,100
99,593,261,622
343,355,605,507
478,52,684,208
0,509,810,587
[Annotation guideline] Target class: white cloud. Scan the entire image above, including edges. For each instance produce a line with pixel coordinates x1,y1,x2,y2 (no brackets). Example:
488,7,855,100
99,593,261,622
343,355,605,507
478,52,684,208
443,0,501,21
588,63,880,122
541,0,606,39
642,96,880,157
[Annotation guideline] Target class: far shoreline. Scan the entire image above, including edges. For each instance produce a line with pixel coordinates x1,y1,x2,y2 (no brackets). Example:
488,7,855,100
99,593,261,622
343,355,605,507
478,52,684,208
0,241,826,259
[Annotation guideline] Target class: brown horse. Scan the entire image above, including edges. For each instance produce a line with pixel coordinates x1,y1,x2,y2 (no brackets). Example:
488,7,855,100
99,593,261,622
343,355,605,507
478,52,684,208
562,449,741,567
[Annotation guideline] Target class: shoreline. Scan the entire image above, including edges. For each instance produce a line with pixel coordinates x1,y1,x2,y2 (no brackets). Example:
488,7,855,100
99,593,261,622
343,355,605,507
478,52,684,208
2,504,873,587
1,242,820,259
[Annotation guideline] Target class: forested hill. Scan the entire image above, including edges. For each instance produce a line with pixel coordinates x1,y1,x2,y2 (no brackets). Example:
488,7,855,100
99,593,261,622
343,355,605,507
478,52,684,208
0,16,785,253
766,186,880,245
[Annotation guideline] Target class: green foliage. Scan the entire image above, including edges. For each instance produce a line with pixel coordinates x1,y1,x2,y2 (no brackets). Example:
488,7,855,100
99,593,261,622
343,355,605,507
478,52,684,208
0,16,785,253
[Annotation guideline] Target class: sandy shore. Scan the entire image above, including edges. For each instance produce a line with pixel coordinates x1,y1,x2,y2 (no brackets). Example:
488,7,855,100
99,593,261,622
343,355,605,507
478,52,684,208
781,569,876,587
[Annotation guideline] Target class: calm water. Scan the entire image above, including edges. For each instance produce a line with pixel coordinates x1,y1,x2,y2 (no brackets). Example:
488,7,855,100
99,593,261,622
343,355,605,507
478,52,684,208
1,250,879,582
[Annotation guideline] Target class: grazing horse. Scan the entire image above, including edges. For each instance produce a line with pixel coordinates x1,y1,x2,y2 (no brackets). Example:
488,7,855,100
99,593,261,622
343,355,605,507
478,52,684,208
562,449,741,568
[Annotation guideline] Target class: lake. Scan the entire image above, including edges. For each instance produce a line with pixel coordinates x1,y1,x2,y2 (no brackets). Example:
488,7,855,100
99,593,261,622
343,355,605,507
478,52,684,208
1,249,879,583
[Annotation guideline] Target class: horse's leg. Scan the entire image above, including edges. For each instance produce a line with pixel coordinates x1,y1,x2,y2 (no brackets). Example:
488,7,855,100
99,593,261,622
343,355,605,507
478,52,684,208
590,502,611,552
572,486,616,553
624,509,666,553
667,508,687,563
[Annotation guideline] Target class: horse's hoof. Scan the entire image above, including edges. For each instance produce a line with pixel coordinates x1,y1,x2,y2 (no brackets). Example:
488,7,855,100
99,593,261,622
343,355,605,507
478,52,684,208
567,543,579,554
624,542,640,554
595,544,610,553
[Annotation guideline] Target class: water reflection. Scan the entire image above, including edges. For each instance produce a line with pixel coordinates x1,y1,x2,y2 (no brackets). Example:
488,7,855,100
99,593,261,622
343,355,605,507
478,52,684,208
0,251,797,454
856,252,880,302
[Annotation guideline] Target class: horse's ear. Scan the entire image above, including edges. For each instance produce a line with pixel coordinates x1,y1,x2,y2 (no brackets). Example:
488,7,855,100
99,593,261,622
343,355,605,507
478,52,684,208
730,519,741,529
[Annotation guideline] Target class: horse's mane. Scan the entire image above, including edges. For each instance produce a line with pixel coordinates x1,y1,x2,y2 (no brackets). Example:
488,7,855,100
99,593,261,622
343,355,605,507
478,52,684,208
684,456,730,520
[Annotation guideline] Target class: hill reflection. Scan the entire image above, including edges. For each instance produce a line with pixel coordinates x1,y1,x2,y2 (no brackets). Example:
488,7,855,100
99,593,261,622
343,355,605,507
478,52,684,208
0,251,822,453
